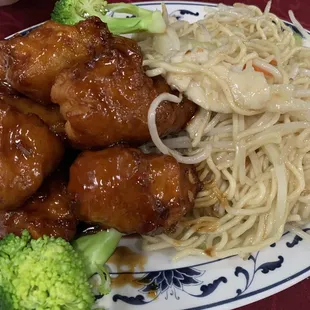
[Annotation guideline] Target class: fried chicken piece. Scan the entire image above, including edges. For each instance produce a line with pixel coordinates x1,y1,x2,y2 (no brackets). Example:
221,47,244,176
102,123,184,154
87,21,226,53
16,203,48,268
0,42,6,82
0,102,64,211
51,36,196,149
2,17,111,104
68,146,202,234
0,83,65,138
0,170,76,241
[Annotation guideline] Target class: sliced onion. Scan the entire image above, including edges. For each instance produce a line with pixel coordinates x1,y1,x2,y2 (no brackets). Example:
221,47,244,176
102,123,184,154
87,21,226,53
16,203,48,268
289,10,310,42
148,93,212,164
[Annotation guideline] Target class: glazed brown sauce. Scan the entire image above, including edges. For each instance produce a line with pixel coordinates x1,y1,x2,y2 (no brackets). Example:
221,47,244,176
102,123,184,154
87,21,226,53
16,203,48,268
197,222,219,233
147,290,157,299
108,246,147,288
111,273,142,289
205,247,214,257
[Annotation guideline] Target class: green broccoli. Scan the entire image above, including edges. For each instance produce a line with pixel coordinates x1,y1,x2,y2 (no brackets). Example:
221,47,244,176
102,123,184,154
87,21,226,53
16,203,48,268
51,0,166,34
0,231,93,310
0,229,122,310
294,32,303,46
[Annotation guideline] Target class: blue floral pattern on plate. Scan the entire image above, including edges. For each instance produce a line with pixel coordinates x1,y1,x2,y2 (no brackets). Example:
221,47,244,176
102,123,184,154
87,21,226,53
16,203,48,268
112,266,227,305
109,227,309,309
235,253,284,296
170,9,200,20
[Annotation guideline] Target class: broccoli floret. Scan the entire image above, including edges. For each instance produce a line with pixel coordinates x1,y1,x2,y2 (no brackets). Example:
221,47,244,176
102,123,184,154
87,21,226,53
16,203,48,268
0,255,14,310
0,231,94,310
72,229,122,295
51,0,166,34
0,229,122,309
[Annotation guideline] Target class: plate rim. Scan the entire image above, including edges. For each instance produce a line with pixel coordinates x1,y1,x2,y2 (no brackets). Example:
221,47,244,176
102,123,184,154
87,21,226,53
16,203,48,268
5,0,310,40
4,2,310,310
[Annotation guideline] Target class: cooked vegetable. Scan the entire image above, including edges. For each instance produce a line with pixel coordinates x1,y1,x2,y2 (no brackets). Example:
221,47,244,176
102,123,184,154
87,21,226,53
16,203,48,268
0,229,121,310
72,229,122,295
51,0,166,34
0,230,93,310
294,32,303,46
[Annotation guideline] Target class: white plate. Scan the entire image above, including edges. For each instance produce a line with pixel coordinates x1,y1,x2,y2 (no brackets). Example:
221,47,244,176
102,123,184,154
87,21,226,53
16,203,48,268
10,2,310,310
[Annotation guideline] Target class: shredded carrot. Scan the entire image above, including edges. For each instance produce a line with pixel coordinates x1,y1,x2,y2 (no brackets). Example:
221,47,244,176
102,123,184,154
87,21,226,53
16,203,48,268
270,59,277,66
252,64,273,77
243,60,276,77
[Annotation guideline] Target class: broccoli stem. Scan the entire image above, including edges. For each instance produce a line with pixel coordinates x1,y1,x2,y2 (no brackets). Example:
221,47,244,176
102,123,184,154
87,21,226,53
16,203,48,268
72,229,122,278
101,11,166,35
72,229,122,295
72,229,122,294
103,3,166,34
106,3,158,17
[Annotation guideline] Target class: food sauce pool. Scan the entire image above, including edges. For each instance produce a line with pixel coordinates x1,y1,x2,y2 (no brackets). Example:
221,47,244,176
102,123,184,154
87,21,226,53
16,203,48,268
108,246,148,289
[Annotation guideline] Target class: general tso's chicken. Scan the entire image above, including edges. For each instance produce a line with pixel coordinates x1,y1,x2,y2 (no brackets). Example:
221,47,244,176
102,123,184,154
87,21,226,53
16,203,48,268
68,146,202,234
0,83,65,138
0,43,6,82
51,36,197,149
0,102,64,211
0,170,76,241
1,17,111,104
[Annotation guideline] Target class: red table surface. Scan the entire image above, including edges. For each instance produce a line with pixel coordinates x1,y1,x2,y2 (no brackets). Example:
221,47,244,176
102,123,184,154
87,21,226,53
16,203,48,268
0,0,310,309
